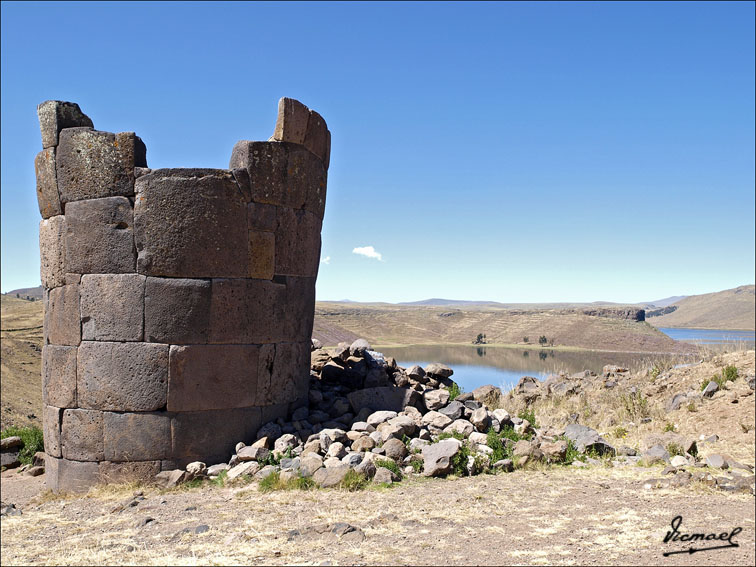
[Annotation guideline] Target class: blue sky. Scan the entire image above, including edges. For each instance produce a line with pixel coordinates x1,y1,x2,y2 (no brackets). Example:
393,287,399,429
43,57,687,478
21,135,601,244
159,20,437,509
2,1,754,303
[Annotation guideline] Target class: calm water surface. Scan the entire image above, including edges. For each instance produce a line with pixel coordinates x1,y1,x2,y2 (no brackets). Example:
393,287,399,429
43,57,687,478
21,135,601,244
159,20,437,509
379,328,753,393
657,327,755,347
378,345,688,393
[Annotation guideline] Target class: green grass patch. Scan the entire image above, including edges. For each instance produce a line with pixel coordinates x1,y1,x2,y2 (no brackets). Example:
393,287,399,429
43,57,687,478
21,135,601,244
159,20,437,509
1,425,44,465
702,365,739,391
340,469,368,491
448,382,463,401
516,409,538,429
663,422,675,432
210,469,228,487
375,458,403,479
450,444,471,476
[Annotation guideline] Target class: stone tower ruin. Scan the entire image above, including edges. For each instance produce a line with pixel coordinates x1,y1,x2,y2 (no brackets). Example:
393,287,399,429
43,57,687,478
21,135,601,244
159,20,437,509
36,98,330,492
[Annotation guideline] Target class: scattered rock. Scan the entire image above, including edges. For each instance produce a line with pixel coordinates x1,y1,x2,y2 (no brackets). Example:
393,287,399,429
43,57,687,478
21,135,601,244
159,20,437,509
705,454,728,470
154,469,186,488
422,438,461,477
312,464,349,487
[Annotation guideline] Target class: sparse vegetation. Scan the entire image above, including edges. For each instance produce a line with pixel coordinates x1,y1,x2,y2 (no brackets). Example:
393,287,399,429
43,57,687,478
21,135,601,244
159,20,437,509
517,408,538,429
448,382,463,401
613,426,628,439
450,444,471,476
663,422,676,432
539,335,548,346
701,365,739,392
1,425,44,465
619,391,650,420
340,469,368,491
375,458,402,479
666,443,684,457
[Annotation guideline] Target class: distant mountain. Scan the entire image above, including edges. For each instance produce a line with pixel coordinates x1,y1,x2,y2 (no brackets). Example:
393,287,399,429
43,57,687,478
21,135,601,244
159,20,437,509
644,295,687,308
4,286,43,300
648,285,754,331
398,298,502,306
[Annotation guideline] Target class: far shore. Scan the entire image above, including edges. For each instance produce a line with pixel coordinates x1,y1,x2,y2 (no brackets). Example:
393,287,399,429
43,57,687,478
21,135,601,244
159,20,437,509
324,341,702,356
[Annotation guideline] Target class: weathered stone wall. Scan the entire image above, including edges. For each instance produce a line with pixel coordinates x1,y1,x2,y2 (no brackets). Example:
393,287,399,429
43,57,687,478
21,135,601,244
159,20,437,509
36,98,330,491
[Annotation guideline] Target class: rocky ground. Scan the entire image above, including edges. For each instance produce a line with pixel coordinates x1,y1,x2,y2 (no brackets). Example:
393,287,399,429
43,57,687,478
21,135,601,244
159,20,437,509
1,341,754,565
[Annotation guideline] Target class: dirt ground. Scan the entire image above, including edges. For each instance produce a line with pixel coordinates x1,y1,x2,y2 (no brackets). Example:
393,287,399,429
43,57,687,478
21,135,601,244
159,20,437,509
1,465,754,566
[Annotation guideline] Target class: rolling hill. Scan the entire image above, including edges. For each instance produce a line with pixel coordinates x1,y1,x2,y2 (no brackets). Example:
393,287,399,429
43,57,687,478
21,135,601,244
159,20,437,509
647,285,755,331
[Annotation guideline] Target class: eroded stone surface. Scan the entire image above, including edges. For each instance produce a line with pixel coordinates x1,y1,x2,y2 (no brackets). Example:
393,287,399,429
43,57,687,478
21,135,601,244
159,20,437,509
168,345,259,411
80,274,145,341
144,277,211,344
134,170,247,277
35,148,61,218
77,342,168,411
61,408,104,461
42,345,77,408
65,197,136,274
45,283,80,346
103,412,171,461
37,100,94,148
39,216,67,289
56,128,145,203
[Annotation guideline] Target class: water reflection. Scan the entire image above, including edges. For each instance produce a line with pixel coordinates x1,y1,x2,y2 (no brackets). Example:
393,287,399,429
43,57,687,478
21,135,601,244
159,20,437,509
379,344,693,394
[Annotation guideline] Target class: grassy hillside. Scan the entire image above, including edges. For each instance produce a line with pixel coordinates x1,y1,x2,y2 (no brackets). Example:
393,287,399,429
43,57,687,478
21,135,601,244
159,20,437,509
648,285,755,331
314,302,690,353
1,295,43,429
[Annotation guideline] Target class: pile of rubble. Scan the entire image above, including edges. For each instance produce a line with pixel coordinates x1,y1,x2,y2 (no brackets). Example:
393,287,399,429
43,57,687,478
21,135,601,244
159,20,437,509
151,340,754,494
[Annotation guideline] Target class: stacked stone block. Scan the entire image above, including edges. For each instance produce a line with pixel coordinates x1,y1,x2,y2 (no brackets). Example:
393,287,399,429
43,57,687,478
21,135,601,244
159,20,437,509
37,98,330,491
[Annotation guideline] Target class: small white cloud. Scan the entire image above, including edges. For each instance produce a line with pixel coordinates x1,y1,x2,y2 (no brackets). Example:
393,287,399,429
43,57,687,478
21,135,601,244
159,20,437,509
352,246,384,261
321,256,331,265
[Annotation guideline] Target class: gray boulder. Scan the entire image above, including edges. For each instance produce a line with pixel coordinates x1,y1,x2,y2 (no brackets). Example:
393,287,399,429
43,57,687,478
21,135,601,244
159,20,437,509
422,438,462,477
425,363,453,378
439,401,465,421
564,424,616,456
312,464,350,487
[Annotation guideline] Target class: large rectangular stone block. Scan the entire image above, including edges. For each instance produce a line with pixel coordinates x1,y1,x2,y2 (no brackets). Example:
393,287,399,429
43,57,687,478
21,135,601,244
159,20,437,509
39,216,67,289
287,144,328,219
45,456,100,493
230,142,326,217
77,342,168,411
61,408,104,461
80,274,145,341
134,170,248,277
35,148,61,218
208,278,285,344
171,407,262,460
248,231,275,280
302,109,330,165
103,412,171,461
45,283,80,346
99,460,161,483
144,277,211,344
229,141,288,206
42,345,77,408
247,202,277,231
56,128,145,203
65,197,136,274
167,345,259,411
255,341,310,406
274,208,321,277
43,405,62,458
270,341,310,405
281,276,317,341
37,100,94,149
272,97,310,145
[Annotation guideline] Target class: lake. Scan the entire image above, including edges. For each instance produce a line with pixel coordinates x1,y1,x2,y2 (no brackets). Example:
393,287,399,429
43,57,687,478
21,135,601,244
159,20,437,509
378,327,754,394
378,344,689,394
657,327,755,348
